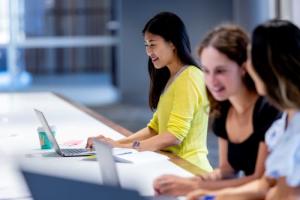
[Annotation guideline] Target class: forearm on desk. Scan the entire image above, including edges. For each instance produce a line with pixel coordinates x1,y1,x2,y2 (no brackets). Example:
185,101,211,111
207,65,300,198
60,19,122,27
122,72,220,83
117,129,180,151
136,132,180,151
204,142,268,190
117,127,156,144
198,173,263,191
217,177,271,200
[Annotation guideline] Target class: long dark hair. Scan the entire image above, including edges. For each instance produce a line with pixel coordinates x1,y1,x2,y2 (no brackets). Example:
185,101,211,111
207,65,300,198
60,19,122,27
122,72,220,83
198,24,255,117
142,12,199,110
251,19,300,110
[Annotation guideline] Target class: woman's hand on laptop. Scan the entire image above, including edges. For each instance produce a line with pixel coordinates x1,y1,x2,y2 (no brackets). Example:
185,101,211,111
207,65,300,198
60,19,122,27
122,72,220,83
86,135,123,149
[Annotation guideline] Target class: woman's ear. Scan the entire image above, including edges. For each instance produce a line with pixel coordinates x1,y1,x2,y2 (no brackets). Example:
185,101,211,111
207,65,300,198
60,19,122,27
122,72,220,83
241,62,247,76
169,42,176,51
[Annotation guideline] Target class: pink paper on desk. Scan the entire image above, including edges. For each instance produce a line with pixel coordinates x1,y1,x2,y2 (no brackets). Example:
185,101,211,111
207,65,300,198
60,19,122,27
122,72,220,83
63,140,83,146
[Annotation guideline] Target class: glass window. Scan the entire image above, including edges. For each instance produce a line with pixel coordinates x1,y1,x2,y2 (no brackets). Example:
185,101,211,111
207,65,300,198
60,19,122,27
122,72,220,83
292,0,300,27
21,0,111,37
0,0,9,44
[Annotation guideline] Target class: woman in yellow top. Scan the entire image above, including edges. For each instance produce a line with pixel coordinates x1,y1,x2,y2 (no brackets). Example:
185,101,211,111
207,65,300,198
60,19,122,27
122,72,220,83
86,12,212,172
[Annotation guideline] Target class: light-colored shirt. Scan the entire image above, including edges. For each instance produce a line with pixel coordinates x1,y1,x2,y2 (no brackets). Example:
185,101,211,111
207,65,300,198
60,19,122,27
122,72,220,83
265,111,300,187
147,66,212,172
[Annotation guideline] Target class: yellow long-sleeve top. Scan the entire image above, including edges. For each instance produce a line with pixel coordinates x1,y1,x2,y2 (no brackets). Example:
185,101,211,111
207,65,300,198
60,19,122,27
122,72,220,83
147,66,212,172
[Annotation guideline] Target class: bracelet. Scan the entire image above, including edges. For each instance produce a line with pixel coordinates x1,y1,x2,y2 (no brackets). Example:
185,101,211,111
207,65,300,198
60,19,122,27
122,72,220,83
132,140,140,149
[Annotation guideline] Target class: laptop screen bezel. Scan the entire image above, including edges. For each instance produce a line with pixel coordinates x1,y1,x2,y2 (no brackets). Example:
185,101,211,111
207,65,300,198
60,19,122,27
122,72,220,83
34,109,63,155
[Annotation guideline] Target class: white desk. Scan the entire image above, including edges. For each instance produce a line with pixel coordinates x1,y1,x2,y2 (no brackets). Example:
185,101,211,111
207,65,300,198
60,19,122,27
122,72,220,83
0,92,196,199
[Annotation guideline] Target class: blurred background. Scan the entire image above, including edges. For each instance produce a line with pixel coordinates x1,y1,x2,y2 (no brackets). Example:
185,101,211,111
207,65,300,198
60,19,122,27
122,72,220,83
1,0,300,167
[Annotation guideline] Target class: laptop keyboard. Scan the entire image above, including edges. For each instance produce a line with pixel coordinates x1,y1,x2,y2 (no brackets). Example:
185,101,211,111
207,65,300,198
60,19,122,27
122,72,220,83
62,148,89,154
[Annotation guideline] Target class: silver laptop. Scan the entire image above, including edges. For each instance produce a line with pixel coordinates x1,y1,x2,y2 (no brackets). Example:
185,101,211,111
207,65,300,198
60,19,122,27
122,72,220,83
93,139,120,187
34,109,95,157
93,139,177,200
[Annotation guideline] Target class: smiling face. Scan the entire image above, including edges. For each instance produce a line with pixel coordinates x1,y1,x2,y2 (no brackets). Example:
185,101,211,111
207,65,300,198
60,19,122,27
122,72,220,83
201,46,246,101
144,32,176,69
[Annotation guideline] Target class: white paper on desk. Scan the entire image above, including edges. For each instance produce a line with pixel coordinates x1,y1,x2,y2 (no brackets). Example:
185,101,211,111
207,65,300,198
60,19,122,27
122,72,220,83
112,147,137,156
114,151,168,163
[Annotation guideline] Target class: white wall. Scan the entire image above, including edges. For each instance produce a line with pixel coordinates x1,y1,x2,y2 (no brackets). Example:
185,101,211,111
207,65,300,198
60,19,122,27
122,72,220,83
233,0,271,32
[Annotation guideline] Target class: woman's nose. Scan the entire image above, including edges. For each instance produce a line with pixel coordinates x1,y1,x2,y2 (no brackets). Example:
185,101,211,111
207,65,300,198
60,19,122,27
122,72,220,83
146,47,152,56
206,74,218,86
